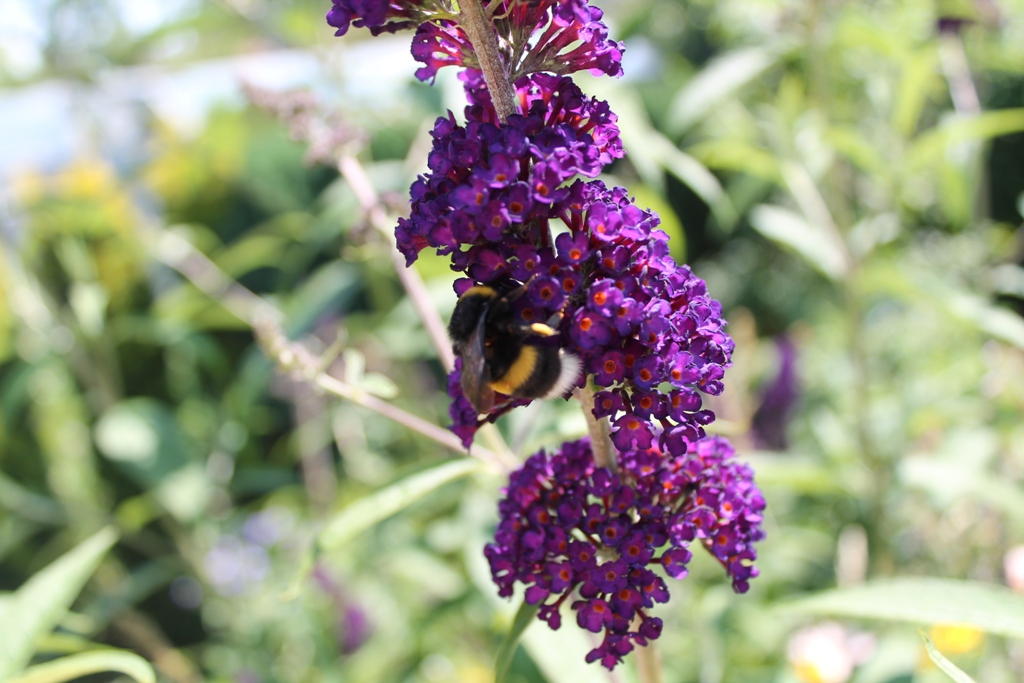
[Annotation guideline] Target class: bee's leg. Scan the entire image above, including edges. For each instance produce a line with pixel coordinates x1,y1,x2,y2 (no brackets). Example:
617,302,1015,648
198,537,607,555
525,322,558,337
516,306,565,338
504,273,542,302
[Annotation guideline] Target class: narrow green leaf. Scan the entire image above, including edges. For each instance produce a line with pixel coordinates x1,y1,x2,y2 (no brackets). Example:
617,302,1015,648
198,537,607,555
741,453,864,496
494,600,539,683
667,48,777,134
749,205,849,281
319,459,481,551
824,126,887,178
8,650,155,683
0,472,65,525
919,630,978,683
909,108,1024,170
650,135,739,229
689,140,783,184
0,528,118,680
787,578,1024,639
893,48,940,137
214,234,292,278
946,293,1024,351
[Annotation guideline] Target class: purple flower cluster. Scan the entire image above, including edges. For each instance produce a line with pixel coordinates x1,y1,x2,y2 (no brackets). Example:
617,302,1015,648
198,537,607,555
394,71,731,450
434,179,730,450
396,72,622,265
326,0,764,670
486,436,765,669
328,0,623,83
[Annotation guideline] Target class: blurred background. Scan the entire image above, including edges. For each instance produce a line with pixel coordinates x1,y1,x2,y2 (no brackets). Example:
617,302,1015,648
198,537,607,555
2,0,1024,682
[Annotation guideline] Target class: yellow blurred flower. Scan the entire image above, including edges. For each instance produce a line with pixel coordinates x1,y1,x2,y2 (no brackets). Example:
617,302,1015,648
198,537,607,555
0,245,12,362
13,158,145,305
55,159,119,200
928,624,984,656
143,113,244,207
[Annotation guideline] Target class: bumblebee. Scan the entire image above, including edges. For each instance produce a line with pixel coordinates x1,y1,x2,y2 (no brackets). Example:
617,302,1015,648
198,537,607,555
448,284,582,414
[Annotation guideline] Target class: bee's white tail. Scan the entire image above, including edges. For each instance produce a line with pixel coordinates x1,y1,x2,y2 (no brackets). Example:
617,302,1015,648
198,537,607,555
544,351,583,399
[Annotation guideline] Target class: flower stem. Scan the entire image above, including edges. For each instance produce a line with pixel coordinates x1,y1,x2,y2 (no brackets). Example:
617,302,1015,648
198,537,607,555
574,382,616,471
458,0,518,122
635,642,663,683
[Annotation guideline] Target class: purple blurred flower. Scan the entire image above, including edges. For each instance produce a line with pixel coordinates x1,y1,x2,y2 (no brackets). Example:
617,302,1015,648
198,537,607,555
751,336,799,451
485,436,765,669
204,537,271,597
312,565,373,655
242,507,296,547
340,604,371,654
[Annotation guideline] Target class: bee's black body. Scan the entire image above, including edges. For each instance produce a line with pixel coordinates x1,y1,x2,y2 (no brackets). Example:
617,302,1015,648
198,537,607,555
448,285,581,414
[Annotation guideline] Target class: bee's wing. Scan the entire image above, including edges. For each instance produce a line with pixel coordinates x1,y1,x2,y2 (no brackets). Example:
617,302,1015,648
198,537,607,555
460,311,495,414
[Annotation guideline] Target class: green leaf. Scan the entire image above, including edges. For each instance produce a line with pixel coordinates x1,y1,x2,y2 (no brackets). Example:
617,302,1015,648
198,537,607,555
0,528,118,680
667,47,777,134
689,139,783,184
909,108,1024,170
214,234,292,278
319,459,482,551
494,600,539,683
8,650,155,683
749,204,850,280
0,472,65,525
787,578,1024,639
649,135,739,229
283,261,360,337
919,630,978,683
893,48,940,137
946,293,1024,351
824,126,887,178
742,453,864,496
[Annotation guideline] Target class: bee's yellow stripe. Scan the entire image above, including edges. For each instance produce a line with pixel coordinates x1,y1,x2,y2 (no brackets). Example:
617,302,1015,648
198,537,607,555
489,345,537,396
461,286,497,299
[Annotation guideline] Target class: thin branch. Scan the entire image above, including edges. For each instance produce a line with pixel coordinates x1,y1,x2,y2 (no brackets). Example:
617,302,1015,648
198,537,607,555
336,154,518,465
154,229,278,327
338,155,456,373
110,610,201,683
254,315,514,472
938,30,981,116
151,228,514,472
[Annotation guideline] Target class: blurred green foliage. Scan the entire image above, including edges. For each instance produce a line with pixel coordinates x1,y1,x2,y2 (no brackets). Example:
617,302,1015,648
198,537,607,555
2,0,1024,682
